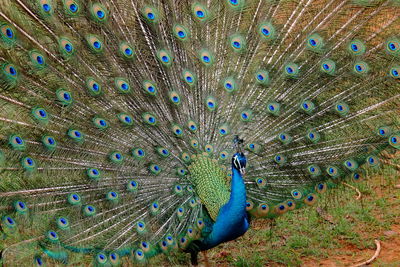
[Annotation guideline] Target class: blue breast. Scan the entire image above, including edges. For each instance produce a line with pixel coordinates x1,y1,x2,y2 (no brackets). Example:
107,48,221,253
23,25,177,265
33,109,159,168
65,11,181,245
197,167,249,250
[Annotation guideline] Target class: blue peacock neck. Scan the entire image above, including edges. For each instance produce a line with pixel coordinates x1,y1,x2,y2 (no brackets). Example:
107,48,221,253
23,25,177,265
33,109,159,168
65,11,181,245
200,163,250,250
226,167,248,218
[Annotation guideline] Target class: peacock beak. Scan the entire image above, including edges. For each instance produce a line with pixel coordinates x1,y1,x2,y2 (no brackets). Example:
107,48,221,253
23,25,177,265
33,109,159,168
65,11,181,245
240,168,246,176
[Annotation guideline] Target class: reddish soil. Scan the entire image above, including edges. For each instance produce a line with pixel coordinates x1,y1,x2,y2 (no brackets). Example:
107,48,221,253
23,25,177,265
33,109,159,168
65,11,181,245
206,178,400,267
302,224,400,267
302,181,400,267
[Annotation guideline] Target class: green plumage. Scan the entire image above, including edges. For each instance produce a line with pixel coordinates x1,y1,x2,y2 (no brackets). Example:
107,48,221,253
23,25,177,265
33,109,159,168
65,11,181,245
188,154,230,221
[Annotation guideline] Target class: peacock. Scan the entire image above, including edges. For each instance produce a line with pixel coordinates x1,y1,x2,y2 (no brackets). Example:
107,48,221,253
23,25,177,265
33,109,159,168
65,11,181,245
0,0,399,265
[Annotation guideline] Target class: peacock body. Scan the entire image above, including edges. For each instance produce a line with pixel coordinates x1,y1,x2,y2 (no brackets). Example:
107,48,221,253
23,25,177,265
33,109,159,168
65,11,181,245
0,0,399,265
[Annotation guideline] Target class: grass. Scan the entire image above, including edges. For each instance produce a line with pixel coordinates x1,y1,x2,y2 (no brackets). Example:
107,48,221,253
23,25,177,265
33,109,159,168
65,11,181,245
36,154,394,267
145,155,400,266
0,158,398,267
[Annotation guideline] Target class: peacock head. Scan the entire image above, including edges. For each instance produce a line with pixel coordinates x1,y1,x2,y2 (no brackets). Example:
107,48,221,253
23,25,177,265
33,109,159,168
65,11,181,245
232,152,246,176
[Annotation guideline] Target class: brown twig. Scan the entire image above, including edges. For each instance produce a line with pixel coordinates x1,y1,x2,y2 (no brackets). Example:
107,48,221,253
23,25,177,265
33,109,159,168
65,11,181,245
342,182,362,200
351,239,381,267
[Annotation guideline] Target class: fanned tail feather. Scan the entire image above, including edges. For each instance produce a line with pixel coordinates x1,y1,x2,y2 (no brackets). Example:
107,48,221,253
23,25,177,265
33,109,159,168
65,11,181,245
0,0,398,265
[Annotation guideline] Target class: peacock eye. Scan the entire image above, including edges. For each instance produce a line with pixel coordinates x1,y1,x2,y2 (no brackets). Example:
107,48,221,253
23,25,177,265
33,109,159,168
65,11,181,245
233,156,242,169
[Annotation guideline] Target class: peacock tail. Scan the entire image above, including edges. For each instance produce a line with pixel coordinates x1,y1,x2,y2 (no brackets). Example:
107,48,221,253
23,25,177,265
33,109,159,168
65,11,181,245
0,0,399,265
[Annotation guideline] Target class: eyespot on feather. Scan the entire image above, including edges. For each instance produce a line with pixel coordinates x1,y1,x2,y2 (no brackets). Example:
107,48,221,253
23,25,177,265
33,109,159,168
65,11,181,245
198,49,214,66
117,113,134,126
205,96,217,111
284,63,299,78
255,70,270,85
192,3,210,22
86,77,102,96
119,42,135,59
157,49,173,67
114,77,131,94
142,6,159,23
63,0,81,16
89,3,108,22
258,22,276,41
348,39,366,56
266,102,281,116
142,80,158,96
173,24,190,41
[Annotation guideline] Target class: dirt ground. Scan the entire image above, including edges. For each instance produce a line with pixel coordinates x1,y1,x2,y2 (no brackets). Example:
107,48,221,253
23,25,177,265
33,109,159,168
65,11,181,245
202,177,400,267
302,224,400,267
